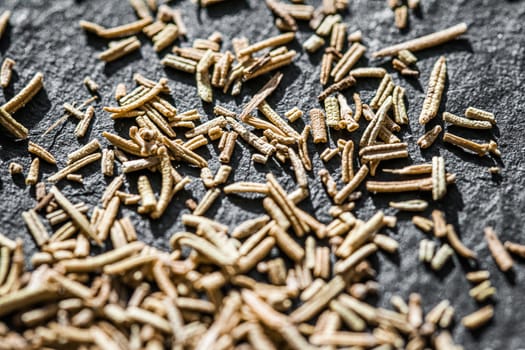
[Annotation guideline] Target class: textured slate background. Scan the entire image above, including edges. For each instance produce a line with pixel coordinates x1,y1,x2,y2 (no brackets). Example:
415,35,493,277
0,0,524,347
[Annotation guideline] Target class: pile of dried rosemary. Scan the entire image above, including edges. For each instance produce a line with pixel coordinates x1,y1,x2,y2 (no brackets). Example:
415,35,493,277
0,1,519,349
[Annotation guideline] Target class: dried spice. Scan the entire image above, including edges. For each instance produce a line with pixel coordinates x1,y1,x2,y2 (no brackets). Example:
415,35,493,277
469,280,496,302
341,140,354,183
0,3,513,348
98,36,141,62
360,96,392,147
240,33,295,58
443,111,492,129
258,101,300,139
25,158,40,186
485,227,513,272
83,76,99,94
101,149,115,176
384,163,432,175
318,75,356,101
50,186,101,245
153,23,179,52
66,174,83,183
320,49,334,85
226,117,274,156
446,224,476,259
394,5,408,29
74,106,95,138
0,107,28,139
0,57,15,88
331,43,366,82
419,239,435,263
367,173,456,193
64,102,86,120
462,305,494,330
431,156,446,200
82,17,153,39
389,199,428,212
106,78,168,113
316,14,342,36
392,85,408,124
398,49,417,65
337,93,359,132
466,270,490,283
373,23,468,57
285,107,303,123
431,243,454,270
239,72,283,121
324,95,341,128
49,153,102,182
419,56,447,125
309,108,328,143
465,106,496,124
350,67,386,79
28,142,56,164
360,142,408,162
417,125,442,149
4,72,44,116
68,139,101,164
138,175,157,214
334,164,369,204
303,34,325,53
504,241,525,258
432,210,448,238
22,209,49,247
443,132,489,156
330,22,346,51
370,74,392,110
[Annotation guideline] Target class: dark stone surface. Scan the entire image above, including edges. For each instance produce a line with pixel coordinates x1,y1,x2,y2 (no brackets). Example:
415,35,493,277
0,0,524,347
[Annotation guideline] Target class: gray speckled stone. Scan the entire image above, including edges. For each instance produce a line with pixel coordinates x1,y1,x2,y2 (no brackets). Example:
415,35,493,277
0,0,524,347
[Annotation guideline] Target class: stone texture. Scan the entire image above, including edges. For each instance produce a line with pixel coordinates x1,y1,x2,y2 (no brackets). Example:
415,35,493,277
0,0,523,347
